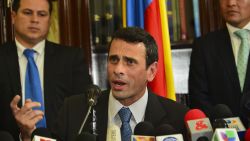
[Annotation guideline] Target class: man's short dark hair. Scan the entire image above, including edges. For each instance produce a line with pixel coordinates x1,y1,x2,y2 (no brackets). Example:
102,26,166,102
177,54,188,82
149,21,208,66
12,0,53,14
110,27,158,68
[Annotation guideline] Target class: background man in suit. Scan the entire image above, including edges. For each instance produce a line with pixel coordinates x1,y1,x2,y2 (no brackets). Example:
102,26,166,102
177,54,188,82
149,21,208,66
189,0,250,126
0,0,92,140
52,27,189,141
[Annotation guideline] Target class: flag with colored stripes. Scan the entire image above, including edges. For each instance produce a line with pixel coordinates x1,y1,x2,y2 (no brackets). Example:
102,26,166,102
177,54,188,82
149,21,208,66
122,0,176,100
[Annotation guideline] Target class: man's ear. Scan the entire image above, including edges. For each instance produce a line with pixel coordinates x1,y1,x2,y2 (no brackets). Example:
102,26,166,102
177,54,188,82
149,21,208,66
147,62,158,82
11,11,17,25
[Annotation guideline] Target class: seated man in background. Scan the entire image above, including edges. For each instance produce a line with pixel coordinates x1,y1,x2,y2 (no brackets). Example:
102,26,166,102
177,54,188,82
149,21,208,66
0,0,92,140
51,27,189,141
189,0,250,127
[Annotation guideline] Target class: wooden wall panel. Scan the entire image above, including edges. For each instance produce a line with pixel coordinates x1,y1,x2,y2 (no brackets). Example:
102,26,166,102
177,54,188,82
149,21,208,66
58,0,91,68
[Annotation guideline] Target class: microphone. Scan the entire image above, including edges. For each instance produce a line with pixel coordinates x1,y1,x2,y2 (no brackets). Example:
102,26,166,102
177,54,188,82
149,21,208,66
75,132,97,141
184,109,213,141
212,119,229,129
132,121,155,141
211,128,240,141
0,131,14,141
106,125,121,141
86,84,102,107
78,85,101,135
31,128,56,141
210,104,233,121
155,124,184,141
210,104,246,139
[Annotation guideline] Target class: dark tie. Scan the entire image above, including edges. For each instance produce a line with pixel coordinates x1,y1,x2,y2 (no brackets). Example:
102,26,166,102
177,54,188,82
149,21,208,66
234,29,250,91
24,49,46,128
118,107,132,141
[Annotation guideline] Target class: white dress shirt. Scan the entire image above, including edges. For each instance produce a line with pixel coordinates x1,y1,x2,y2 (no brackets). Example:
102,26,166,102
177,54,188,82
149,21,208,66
16,39,45,105
226,22,250,64
107,87,148,134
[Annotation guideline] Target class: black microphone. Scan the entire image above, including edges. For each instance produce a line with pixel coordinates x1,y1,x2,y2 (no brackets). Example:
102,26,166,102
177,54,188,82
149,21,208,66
86,85,102,107
31,128,56,141
75,132,96,141
134,121,155,136
212,118,228,129
210,104,245,140
31,128,52,139
0,131,14,141
78,85,101,135
132,121,155,140
210,104,233,121
155,124,177,136
155,124,184,141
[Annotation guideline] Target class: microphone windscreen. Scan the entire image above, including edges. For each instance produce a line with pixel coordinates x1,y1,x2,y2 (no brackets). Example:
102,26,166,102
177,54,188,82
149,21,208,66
184,109,206,122
244,128,250,141
31,128,52,139
86,84,102,106
155,124,177,136
75,132,97,141
134,121,155,136
0,131,14,141
210,104,233,120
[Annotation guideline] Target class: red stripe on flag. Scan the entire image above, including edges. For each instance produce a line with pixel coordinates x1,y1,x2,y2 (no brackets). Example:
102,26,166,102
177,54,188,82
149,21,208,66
145,0,167,97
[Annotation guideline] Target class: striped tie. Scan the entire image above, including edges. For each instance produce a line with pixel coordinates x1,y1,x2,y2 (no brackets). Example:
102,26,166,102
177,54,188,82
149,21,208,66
118,107,132,141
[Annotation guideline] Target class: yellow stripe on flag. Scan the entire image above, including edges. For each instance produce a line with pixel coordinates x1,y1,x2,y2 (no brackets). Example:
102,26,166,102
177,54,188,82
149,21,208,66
122,0,127,27
159,0,176,100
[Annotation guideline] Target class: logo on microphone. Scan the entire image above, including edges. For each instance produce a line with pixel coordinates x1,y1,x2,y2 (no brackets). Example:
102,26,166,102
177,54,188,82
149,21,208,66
220,130,237,141
132,136,155,141
195,120,208,130
162,137,178,141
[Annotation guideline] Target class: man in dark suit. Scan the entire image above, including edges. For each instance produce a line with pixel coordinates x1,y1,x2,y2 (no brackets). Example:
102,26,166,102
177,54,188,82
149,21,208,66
52,27,189,141
189,0,250,126
0,0,92,140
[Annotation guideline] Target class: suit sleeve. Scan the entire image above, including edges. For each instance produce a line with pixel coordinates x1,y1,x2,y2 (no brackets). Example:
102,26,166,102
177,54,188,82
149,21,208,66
188,38,213,115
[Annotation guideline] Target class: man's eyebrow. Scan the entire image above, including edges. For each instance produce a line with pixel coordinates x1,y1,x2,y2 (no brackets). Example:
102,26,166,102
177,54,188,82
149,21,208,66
108,54,118,58
123,56,137,62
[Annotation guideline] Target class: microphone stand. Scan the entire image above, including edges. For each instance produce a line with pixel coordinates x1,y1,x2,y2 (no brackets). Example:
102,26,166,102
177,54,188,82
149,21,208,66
90,107,98,135
78,98,95,135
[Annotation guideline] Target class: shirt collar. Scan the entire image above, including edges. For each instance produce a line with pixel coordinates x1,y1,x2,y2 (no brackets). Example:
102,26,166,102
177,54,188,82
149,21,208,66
108,87,148,124
16,38,46,58
226,22,250,38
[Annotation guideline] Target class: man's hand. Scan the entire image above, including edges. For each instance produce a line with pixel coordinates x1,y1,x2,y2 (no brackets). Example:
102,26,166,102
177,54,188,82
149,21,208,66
10,95,44,141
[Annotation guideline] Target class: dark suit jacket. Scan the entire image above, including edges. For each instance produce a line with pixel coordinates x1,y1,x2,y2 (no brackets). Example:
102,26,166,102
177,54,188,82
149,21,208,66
53,90,189,141
0,41,92,140
189,28,250,126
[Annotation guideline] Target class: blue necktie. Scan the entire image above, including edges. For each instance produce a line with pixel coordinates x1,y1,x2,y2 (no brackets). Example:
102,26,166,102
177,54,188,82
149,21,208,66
24,49,46,128
118,107,132,141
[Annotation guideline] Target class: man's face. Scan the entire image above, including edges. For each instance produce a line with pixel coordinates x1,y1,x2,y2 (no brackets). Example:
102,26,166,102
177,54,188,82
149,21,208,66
107,39,157,106
12,0,50,48
220,0,250,28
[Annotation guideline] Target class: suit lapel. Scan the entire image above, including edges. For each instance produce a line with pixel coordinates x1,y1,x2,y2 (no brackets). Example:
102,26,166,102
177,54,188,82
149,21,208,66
43,41,57,116
217,29,241,93
95,92,109,140
243,47,250,93
6,42,22,107
144,92,166,126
